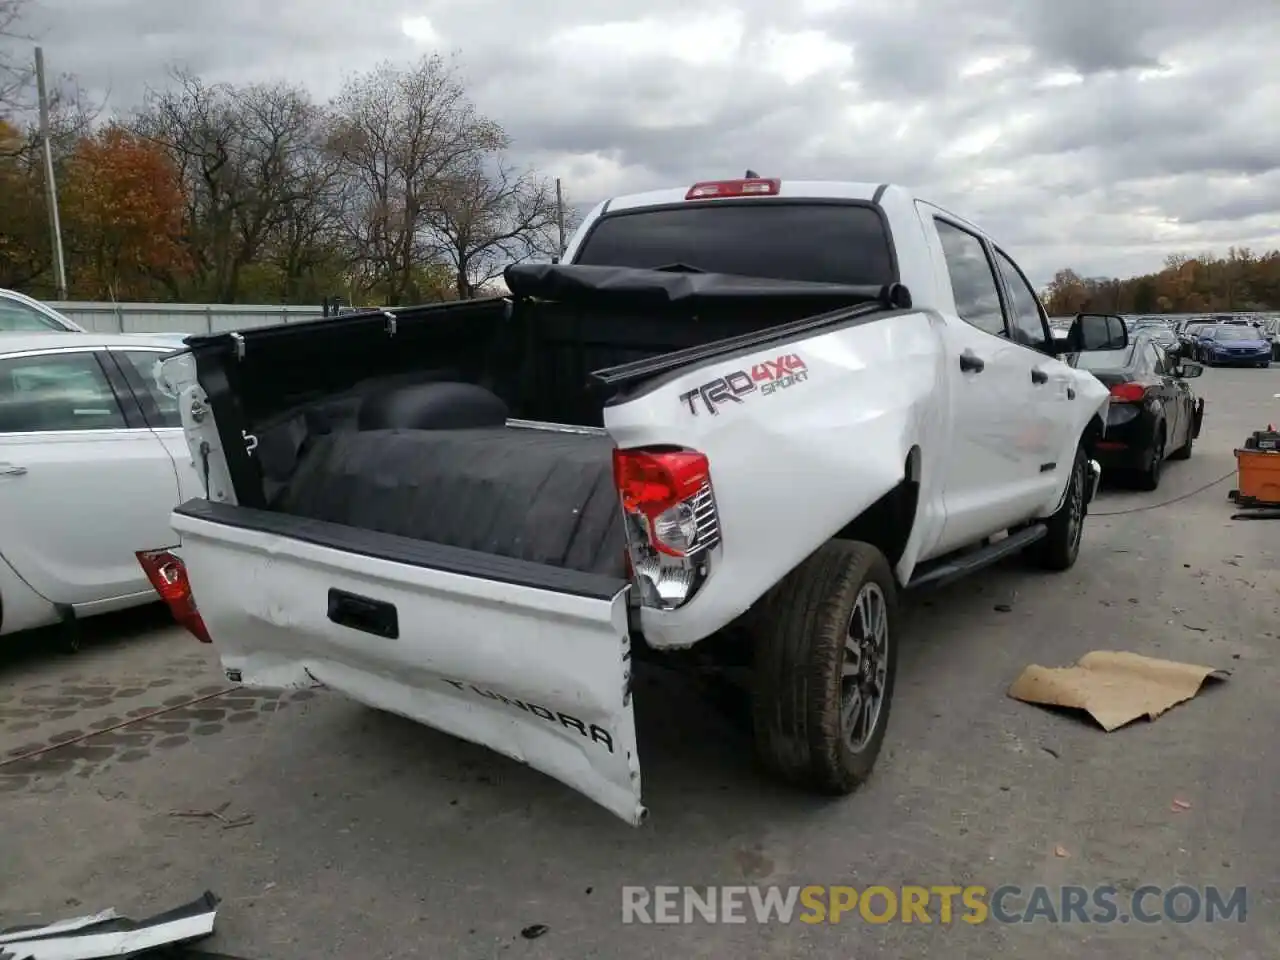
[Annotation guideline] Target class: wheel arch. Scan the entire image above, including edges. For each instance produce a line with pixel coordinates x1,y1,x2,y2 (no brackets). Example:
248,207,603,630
831,447,921,571
1080,411,1105,461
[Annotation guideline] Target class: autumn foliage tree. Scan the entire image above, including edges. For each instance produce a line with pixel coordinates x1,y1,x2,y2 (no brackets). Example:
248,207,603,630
1042,250,1280,316
61,125,190,299
0,117,48,288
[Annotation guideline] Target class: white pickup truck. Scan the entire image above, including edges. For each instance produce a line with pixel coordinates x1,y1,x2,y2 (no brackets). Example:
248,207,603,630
154,178,1128,826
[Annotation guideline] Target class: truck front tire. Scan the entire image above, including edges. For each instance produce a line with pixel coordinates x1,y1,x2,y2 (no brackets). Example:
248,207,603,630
1029,444,1088,571
751,541,899,795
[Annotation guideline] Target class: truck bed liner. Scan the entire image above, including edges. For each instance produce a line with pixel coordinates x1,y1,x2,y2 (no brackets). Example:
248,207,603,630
272,426,627,578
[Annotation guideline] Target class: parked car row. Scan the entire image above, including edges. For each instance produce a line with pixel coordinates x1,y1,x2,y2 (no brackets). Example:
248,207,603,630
1177,319,1273,366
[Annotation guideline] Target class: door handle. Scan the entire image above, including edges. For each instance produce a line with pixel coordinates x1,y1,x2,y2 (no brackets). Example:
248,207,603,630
0,463,27,477
959,350,985,373
1031,367,1049,385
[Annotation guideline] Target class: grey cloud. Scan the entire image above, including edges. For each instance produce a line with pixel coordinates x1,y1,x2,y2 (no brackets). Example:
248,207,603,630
25,0,421,108
1008,0,1277,74
8,0,1280,282
1110,172,1280,226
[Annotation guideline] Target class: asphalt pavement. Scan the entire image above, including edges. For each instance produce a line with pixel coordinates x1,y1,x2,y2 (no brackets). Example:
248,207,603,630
2,367,1278,959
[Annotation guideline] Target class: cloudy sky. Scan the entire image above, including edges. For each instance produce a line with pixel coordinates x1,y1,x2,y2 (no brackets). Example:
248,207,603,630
19,0,1280,286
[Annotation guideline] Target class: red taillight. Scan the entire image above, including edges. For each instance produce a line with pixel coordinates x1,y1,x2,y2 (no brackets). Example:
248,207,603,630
613,449,708,514
1109,382,1147,403
136,549,212,643
685,178,780,200
613,449,710,558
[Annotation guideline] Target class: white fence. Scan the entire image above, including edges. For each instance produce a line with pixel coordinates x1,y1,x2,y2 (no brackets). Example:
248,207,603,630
47,301,326,335
51,301,1280,338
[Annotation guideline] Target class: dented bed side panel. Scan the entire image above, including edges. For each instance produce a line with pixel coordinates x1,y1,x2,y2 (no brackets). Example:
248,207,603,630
606,309,949,648
170,506,646,825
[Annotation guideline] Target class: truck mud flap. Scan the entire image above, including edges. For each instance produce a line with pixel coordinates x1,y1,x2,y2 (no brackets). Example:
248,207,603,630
171,500,645,826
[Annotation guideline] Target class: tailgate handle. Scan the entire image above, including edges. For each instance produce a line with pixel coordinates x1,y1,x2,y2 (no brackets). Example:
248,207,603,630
327,588,399,639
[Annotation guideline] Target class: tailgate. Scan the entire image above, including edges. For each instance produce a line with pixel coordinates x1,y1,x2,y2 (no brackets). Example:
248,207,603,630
171,499,645,826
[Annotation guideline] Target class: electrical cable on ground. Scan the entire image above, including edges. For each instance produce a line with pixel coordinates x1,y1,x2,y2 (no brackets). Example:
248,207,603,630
0,687,236,770
1089,469,1238,516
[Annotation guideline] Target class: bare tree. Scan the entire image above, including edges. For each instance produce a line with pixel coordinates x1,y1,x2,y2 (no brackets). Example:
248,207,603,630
0,0,33,116
134,70,326,301
325,54,505,305
262,132,344,301
424,158,561,298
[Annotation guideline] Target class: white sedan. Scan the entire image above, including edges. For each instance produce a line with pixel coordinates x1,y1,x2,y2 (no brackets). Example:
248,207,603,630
1,288,191,348
0,332,204,639
0,287,86,332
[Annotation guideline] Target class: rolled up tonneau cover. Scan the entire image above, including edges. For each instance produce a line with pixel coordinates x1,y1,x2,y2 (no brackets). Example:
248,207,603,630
504,262,908,310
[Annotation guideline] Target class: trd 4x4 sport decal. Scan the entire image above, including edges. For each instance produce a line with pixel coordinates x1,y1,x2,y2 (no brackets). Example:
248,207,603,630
679,353,809,416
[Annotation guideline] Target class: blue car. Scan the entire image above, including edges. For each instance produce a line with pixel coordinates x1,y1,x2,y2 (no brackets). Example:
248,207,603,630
1199,325,1272,367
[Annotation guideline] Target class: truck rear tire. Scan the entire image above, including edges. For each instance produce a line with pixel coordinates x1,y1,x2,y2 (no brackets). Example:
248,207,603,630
751,540,899,795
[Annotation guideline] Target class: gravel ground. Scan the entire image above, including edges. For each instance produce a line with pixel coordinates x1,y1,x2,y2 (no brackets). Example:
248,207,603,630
1,366,1277,959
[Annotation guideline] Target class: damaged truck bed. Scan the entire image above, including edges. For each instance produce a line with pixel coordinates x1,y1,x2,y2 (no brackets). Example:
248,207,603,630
156,178,1123,824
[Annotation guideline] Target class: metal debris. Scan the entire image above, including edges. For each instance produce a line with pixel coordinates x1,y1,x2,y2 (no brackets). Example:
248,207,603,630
0,891,218,959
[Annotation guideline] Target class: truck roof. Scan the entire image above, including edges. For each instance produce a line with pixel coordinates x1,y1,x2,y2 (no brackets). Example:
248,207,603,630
594,179,990,239
603,180,896,213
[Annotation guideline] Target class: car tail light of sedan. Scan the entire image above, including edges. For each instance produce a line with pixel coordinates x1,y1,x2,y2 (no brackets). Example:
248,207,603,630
136,549,212,643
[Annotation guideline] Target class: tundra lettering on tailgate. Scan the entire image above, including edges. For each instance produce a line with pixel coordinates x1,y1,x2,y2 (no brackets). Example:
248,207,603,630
679,353,809,416
442,679,615,753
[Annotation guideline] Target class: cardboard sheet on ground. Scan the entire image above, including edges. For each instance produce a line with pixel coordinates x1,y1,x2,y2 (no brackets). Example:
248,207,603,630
1008,651,1228,731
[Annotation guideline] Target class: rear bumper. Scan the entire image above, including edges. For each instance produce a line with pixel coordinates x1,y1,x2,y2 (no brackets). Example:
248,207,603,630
1094,445,1152,472
1095,408,1154,471
171,499,647,825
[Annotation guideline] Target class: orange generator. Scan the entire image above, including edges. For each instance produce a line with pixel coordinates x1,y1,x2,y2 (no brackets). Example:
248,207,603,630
1232,427,1280,507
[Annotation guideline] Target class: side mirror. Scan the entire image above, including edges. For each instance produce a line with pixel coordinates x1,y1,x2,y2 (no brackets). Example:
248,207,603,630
1066,313,1128,352
1177,362,1204,379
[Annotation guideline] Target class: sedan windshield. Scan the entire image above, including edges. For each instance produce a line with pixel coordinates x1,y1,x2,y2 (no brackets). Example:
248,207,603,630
1213,326,1262,341
0,297,73,332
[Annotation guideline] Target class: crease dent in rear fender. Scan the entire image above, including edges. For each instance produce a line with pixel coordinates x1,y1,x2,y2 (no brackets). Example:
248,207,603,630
606,311,945,648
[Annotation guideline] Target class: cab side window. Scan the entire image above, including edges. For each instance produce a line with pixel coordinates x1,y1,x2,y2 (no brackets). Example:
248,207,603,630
993,248,1051,354
934,219,1006,337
